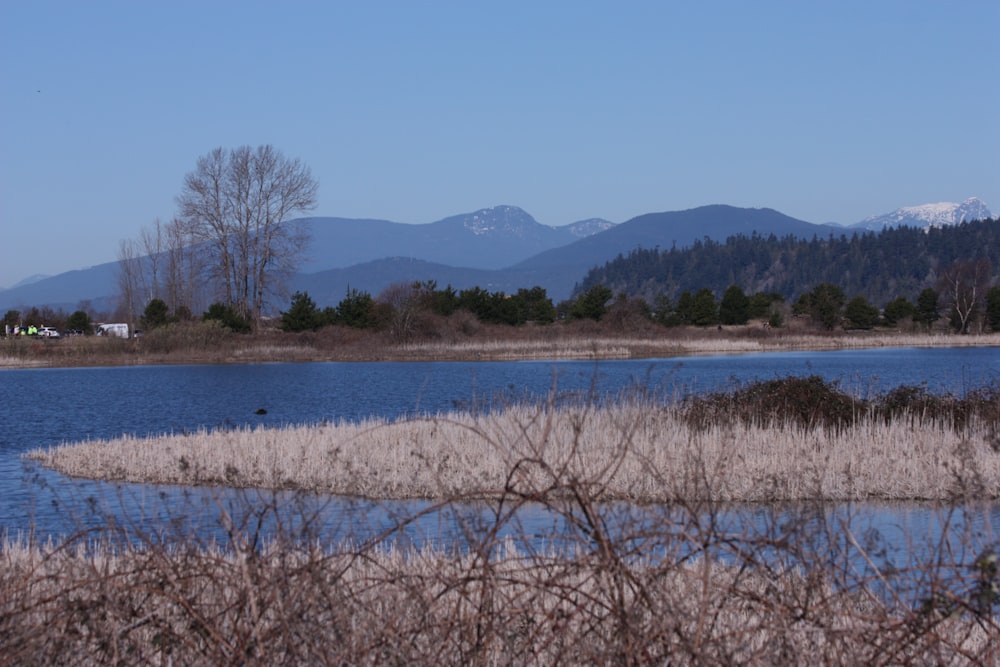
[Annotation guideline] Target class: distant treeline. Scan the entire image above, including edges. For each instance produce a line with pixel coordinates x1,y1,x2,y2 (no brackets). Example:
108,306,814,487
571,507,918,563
8,218,1000,338
575,218,1000,306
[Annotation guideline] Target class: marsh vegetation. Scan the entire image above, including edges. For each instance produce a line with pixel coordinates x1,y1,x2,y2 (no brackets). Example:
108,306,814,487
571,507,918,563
5,378,1000,663
26,378,1000,503
1,314,997,368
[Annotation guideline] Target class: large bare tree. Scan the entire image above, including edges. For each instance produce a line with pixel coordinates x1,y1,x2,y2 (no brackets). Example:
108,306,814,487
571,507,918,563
116,238,145,328
116,217,205,326
939,257,992,334
177,145,317,325
162,216,206,318
138,218,166,302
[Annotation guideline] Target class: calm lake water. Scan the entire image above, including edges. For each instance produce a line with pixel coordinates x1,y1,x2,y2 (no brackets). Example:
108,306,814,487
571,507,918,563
1,346,998,563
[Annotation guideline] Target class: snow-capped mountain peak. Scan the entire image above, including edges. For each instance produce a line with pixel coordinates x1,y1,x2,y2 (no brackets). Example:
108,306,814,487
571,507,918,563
441,205,613,240
457,205,538,237
854,197,992,230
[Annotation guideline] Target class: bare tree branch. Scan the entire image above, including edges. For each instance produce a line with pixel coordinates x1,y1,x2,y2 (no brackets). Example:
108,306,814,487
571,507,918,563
176,145,317,326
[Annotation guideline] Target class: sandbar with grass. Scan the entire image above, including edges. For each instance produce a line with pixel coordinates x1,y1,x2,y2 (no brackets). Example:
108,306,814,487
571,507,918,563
27,378,1000,503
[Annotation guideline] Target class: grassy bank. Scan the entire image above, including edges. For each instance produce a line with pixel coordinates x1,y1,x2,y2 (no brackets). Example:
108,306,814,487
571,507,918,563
1,317,997,368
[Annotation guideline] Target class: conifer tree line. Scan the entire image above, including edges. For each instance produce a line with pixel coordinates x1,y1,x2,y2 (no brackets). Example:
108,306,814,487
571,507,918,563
272,275,1000,337
273,218,1000,336
578,218,1000,308
278,283,558,337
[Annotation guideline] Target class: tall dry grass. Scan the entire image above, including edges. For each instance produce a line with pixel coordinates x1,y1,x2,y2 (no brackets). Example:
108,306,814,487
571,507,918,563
27,394,1000,502
392,331,1000,361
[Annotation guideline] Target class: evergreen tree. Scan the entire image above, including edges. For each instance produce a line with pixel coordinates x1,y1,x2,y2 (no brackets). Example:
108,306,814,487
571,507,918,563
3,310,21,332
674,291,695,325
652,294,682,327
915,288,940,330
986,286,1000,332
141,298,171,329
65,310,93,335
280,291,322,332
511,286,556,324
719,285,750,325
844,295,879,329
429,284,459,316
748,292,783,320
690,288,719,326
336,288,376,329
455,286,518,324
882,296,916,327
569,285,613,321
203,302,252,333
798,283,846,330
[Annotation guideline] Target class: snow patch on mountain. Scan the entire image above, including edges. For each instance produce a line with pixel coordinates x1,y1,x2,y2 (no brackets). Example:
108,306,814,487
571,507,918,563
3,273,52,291
854,197,992,230
564,218,616,237
453,206,613,239
460,205,539,237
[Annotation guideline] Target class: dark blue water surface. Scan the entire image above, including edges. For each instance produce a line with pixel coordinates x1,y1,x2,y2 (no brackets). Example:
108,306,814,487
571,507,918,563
4,346,998,449
1,347,998,558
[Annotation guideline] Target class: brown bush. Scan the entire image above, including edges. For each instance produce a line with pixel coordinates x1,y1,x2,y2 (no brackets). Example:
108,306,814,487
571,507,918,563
683,375,863,430
684,376,1000,434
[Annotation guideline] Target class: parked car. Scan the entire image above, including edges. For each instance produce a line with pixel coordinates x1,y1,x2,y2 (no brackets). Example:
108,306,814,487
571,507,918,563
95,323,130,338
37,326,61,338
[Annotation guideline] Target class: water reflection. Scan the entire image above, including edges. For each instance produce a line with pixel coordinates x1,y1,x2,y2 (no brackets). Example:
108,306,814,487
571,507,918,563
17,457,998,608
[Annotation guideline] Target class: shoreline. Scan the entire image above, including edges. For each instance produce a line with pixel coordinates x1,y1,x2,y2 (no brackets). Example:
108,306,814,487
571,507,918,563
2,327,997,369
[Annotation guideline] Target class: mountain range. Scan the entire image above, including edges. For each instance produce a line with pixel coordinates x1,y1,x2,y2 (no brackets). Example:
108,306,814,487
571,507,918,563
1,199,991,315
293,205,615,273
849,197,991,231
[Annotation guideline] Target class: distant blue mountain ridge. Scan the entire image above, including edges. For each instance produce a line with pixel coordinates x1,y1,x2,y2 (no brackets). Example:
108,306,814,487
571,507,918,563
1,199,989,314
292,205,612,273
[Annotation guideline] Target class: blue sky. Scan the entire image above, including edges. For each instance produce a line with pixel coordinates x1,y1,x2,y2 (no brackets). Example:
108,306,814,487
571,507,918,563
2,1,997,289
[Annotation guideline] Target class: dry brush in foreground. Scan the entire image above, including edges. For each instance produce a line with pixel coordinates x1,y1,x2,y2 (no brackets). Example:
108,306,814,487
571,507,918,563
3,519,998,665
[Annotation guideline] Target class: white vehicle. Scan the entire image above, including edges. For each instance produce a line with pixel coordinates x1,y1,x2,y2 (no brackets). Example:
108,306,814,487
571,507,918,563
38,326,61,338
95,323,130,338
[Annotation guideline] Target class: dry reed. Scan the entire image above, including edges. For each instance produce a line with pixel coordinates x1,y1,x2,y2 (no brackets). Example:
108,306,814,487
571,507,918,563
394,331,999,361
27,402,1000,503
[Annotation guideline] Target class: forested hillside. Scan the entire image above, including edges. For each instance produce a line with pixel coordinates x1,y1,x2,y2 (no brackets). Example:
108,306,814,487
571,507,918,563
575,219,1000,306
